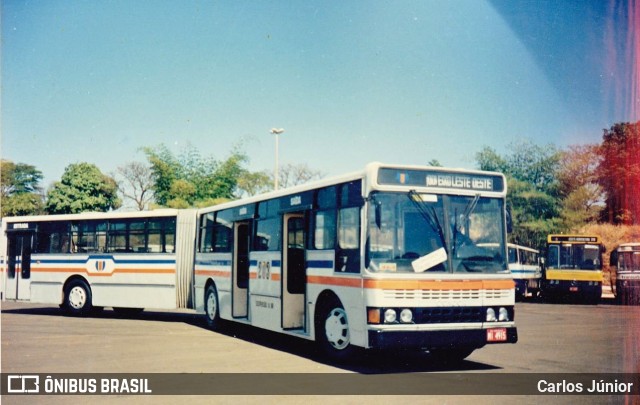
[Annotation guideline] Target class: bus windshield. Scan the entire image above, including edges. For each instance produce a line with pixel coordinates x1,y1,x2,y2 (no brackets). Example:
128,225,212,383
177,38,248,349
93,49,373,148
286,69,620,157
547,243,602,270
366,192,507,274
619,251,640,272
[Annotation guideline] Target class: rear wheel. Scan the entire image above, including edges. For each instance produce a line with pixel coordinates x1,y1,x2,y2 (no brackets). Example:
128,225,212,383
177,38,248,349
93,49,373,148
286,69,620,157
64,279,93,316
204,284,221,330
316,297,355,362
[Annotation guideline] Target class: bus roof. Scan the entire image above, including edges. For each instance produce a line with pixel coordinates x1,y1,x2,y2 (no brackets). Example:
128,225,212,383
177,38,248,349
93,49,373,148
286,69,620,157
547,234,601,244
1,209,183,225
507,243,539,253
615,243,640,251
199,162,507,215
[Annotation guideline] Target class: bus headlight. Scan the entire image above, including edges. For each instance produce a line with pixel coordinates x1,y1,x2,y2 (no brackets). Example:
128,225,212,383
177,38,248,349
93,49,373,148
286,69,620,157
384,309,397,323
400,309,413,323
498,307,509,322
486,308,496,322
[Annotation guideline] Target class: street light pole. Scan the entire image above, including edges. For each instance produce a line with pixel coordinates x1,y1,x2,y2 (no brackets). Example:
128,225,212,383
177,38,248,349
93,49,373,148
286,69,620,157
269,128,284,190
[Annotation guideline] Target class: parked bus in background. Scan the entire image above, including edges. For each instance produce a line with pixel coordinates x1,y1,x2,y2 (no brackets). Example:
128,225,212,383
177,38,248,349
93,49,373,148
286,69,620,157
610,243,640,305
507,243,541,300
194,162,517,361
543,234,604,304
1,210,197,315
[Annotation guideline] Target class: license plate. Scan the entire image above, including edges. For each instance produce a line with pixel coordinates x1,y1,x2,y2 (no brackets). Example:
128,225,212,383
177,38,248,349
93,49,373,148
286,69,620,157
570,286,579,292
487,328,507,342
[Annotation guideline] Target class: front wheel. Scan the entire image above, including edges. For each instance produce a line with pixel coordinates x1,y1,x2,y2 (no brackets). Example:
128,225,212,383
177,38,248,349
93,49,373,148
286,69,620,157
204,284,221,330
64,279,93,317
316,298,355,362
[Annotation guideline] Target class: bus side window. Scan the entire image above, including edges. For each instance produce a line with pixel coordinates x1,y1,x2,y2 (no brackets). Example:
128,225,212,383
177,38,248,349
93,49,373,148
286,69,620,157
313,210,336,250
35,221,70,253
338,207,359,250
336,180,363,273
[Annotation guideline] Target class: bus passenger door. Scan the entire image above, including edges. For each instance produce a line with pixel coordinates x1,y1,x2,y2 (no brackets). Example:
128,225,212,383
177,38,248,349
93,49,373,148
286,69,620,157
232,221,250,318
5,232,33,300
282,214,305,330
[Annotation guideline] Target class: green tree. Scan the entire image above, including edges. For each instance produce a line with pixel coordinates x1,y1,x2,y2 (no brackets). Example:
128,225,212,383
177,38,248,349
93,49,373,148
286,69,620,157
46,163,121,214
597,122,640,224
476,140,561,250
556,144,603,230
237,170,272,197
1,159,45,217
143,144,249,207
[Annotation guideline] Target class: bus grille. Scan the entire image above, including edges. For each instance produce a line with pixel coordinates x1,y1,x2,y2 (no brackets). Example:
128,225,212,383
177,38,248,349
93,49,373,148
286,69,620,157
382,289,506,300
413,307,484,323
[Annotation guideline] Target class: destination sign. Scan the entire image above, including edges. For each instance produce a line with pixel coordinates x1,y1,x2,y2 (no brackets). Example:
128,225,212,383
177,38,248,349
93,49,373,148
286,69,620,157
377,168,504,192
548,235,600,243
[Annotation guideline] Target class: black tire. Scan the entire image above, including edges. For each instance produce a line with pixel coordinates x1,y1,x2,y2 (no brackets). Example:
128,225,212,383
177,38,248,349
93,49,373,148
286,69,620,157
315,297,355,362
64,279,93,316
204,284,221,330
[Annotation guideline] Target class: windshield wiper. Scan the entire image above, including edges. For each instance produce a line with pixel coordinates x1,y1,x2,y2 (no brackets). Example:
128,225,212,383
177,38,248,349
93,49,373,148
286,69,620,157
407,190,447,253
453,194,480,255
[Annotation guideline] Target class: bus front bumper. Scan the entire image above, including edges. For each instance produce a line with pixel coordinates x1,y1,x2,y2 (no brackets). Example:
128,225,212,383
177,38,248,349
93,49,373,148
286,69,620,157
367,326,518,350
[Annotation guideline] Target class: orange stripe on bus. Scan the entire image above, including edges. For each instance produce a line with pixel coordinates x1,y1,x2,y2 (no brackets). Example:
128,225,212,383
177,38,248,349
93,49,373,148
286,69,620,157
271,273,281,281
195,269,229,277
363,279,515,290
307,275,362,288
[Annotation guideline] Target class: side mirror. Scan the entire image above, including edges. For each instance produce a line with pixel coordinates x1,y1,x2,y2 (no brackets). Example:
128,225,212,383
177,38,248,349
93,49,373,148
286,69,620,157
506,205,513,234
375,201,382,229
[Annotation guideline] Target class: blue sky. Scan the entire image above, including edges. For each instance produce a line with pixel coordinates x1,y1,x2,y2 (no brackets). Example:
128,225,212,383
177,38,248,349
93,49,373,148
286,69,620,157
1,1,635,187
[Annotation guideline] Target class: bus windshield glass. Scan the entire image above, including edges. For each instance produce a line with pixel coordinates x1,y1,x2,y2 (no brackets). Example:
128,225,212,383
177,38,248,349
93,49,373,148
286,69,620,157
366,192,507,274
619,251,640,272
547,243,602,270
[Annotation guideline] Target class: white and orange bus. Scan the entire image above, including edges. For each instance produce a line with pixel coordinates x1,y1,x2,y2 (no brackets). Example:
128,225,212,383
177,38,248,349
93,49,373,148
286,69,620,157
1,209,197,315
193,162,517,361
2,163,517,361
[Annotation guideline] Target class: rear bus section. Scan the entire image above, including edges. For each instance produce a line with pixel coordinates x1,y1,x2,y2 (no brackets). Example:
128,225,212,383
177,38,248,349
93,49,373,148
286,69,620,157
1,210,197,315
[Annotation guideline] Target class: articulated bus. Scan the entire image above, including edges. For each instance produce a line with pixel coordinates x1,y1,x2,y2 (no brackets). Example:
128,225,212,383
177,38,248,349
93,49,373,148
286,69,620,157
1,209,197,315
610,243,640,305
194,162,517,360
543,234,604,304
2,163,517,361
507,243,541,300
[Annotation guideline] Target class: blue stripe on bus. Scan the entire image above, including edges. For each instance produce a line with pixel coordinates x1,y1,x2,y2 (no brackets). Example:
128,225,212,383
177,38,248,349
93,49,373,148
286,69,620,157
196,259,232,266
272,260,281,267
34,256,175,265
307,260,334,269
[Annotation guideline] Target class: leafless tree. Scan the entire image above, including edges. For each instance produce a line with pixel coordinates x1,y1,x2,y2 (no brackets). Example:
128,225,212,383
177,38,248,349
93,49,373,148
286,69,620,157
113,162,155,211
278,163,324,189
